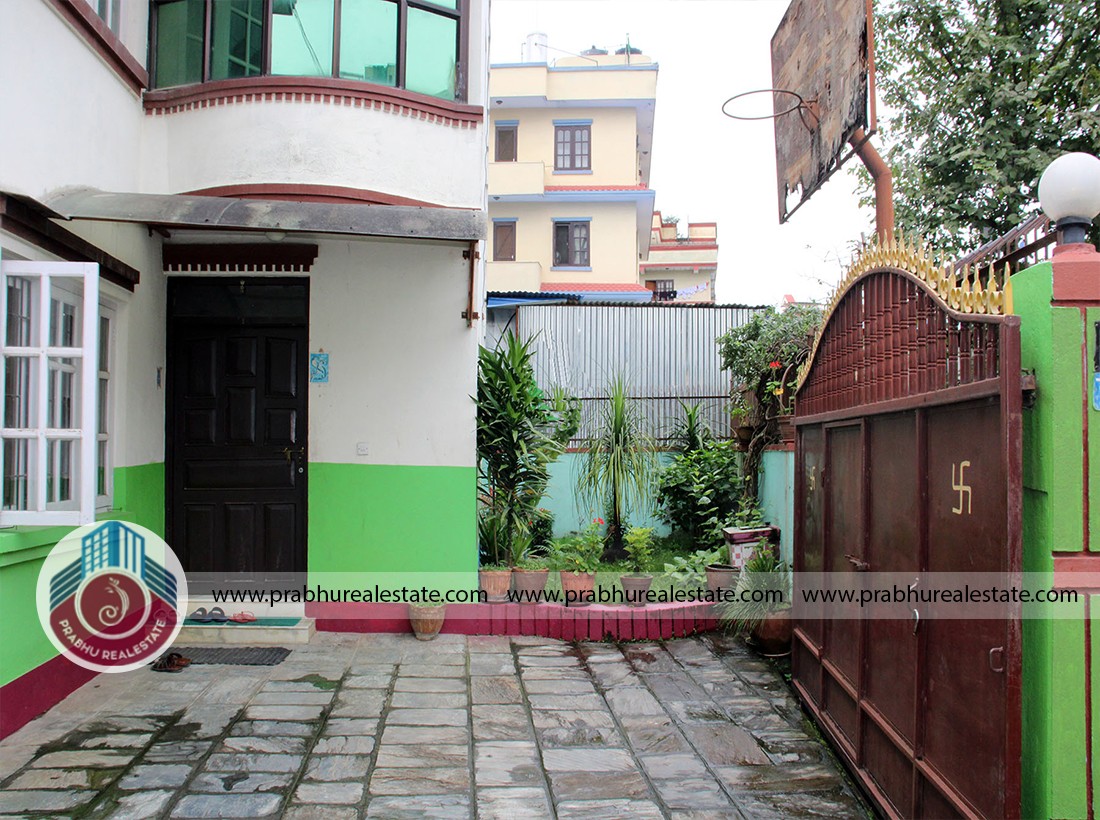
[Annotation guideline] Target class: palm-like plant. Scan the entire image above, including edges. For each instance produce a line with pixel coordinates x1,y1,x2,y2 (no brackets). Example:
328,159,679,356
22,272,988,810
576,375,657,559
476,332,577,565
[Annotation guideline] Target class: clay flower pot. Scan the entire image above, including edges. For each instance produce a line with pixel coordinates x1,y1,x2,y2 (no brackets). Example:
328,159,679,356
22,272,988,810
408,604,446,641
620,574,653,607
705,563,738,595
559,571,595,607
478,569,512,602
512,568,549,598
751,609,792,657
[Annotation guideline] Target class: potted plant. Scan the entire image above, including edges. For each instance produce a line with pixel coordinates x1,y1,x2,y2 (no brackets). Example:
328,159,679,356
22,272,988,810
510,528,549,596
621,526,655,607
408,599,447,641
576,375,657,560
477,509,513,602
722,496,778,568
717,543,792,656
664,548,723,592
552,520,603,607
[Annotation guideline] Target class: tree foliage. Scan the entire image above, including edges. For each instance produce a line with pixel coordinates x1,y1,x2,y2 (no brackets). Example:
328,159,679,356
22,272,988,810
868,0,1100,253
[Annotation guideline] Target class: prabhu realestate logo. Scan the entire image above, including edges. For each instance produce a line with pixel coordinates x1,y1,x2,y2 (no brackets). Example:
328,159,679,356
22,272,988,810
35,521,188,673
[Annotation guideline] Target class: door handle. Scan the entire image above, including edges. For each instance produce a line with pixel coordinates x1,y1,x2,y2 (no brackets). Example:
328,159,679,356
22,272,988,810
912,608,920,634
989,646,1005,673
845,554,870,571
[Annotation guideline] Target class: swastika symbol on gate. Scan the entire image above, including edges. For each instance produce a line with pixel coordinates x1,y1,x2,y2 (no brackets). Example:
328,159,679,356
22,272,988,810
952,461,972,515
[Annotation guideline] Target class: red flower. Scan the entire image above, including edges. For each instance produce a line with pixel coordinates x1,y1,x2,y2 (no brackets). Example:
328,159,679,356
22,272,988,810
769,360,781,369
595,517,605,525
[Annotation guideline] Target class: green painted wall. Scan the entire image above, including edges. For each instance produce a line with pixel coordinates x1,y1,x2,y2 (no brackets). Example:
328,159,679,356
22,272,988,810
541,453,673,537
0,463,165,688
759,449,794,564
1013,262,1093,819
307,462,478,589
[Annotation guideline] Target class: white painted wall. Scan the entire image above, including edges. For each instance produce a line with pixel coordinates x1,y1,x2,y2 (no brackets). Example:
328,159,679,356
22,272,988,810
142,102,486,208
308,237,477,469
0,0,145,199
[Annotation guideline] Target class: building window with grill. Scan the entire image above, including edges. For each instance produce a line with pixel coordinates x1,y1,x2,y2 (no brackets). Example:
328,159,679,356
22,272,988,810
554,121,591,172
493,220,517,262
152,0,467,102
649,279,676,301
495,122,518,162
552,220,590,268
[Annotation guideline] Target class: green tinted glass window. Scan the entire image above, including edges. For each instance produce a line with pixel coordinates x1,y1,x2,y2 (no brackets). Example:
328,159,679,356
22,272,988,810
406,8,457,100
271,0,335,77
339,0,398,85
210,0,265,81
154,0,205,88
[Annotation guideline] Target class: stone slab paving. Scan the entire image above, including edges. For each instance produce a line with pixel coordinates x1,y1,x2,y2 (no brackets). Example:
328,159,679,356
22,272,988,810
0,632,870,818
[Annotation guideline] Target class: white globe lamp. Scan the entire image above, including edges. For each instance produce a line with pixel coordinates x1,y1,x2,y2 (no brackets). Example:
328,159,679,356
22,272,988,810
1038,152,1100,245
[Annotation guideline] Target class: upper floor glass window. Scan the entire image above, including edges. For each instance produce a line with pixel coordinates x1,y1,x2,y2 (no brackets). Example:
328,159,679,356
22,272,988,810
555,123,591,171
90,0,122,34
152,0,465,101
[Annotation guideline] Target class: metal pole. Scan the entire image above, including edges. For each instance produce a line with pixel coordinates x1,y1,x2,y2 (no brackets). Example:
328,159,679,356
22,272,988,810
849,128,894,242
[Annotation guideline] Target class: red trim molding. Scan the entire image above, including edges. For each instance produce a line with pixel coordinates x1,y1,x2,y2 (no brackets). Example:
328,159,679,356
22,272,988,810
43,0,148,95
163,243,319,273
186,184,448,209
144,77,484,129
0,655,97,740
310,600,718,641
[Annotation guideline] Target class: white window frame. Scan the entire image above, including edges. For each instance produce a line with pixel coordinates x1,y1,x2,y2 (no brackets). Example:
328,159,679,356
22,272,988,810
1,259,99,526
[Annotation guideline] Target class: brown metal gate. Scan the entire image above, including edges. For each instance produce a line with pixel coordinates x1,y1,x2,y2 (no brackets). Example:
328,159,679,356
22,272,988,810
792,243,1023,819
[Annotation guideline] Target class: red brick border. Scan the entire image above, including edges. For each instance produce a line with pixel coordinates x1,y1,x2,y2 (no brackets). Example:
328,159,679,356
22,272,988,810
309,601,719,640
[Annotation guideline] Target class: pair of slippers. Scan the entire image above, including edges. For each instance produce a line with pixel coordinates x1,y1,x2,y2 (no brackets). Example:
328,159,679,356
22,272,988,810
188,607,257,624
151,652,191,673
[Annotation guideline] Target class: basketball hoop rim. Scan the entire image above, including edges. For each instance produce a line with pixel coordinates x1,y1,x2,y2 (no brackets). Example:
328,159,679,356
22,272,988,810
722,88,809,121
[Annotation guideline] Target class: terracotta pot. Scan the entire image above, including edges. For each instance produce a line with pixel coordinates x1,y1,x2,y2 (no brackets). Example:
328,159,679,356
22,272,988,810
620,574,653,607
559,571,595,607
735,425,755,444
705,563,738,595
512,568,549,598
408,604,446,641
751,609,792,656
775,415,795,444
723,525,778,546
478,569,512,602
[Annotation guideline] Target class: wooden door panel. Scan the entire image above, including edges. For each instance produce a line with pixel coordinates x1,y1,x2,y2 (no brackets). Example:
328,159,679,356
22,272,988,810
824,424,862,690
167,279,308,577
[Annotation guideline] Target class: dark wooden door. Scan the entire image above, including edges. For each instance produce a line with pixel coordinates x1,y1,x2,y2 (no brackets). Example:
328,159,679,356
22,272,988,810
166,278,308,576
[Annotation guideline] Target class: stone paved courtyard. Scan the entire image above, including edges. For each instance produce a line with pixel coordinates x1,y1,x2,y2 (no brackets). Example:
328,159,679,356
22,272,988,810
0,633,869,819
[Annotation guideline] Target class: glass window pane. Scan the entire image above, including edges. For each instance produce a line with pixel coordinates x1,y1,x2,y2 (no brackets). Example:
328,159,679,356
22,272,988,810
97,440,108,497
154,0,205,87
418,0,458,8
4,357,33,429
272,0,335,77
211,0,265,81
3,439,31,511
406,8,457,100
339,0,397,84
98,316,110,373
6,277,32,347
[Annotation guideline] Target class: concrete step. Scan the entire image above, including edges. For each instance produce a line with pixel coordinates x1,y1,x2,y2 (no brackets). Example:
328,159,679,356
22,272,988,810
175,617,316,646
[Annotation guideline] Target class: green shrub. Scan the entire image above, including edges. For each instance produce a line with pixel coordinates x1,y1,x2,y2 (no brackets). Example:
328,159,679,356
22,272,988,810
529,508,554,550
623,526,655,575
656,440,742,548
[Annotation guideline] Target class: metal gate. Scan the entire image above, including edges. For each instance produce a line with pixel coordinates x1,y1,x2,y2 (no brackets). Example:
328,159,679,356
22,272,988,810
792,242,1023,819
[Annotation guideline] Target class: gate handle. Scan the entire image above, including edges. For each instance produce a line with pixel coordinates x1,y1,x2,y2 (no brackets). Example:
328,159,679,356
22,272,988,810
912,608,920,634
845,554,871,572
989,646,1005,673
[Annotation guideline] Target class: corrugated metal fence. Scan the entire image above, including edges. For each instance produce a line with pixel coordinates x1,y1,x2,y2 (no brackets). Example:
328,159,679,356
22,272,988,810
516,302,765,444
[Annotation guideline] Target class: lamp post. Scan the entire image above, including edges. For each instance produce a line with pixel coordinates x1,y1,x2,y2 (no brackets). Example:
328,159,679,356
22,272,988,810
1038,152,1100,246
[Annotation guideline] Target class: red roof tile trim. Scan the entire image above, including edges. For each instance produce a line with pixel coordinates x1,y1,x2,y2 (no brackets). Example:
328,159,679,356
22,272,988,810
541,282,651,292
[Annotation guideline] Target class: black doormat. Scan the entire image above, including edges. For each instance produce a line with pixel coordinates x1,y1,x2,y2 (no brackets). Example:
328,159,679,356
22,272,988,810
171,647,292,666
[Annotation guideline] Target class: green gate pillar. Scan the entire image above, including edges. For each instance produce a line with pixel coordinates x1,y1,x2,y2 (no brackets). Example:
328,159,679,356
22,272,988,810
1012,240,1100,820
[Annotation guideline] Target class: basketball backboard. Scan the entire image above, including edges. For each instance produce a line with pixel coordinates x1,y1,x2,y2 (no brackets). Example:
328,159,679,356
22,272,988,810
771,0,875,223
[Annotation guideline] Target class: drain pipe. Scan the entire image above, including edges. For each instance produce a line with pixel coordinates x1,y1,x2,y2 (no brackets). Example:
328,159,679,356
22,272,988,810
849,128,894,242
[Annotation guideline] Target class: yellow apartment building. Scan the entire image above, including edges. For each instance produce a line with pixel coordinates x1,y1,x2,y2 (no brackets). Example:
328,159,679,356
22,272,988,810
641,212,720,303
486,40,658,302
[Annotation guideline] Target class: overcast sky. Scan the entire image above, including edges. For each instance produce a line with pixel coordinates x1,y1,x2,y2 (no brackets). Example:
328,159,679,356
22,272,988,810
489,0,875,306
